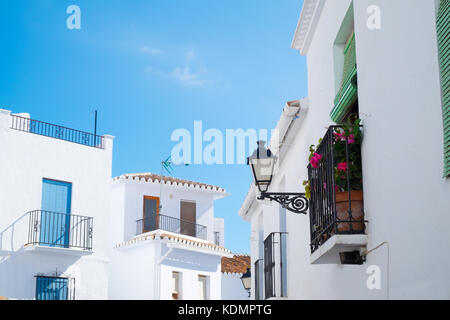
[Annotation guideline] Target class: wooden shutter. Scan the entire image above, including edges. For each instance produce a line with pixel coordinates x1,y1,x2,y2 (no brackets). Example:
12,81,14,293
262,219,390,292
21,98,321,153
330,32,358,123
180,200,196,237
437,0,450,177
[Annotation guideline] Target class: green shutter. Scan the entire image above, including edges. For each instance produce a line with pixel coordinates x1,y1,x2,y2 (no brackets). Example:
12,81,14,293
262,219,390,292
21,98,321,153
330,32,358,123
437,0,450,177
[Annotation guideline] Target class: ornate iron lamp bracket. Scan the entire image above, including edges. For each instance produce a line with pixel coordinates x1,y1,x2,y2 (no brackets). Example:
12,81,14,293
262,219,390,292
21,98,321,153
257,192,309,215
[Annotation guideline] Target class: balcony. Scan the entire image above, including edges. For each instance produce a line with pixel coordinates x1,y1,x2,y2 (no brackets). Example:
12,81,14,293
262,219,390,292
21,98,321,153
136,213,207,240
307,125,368,264
263,232,287,299
25,210,93,252
35,275,75,300
11,114,104,149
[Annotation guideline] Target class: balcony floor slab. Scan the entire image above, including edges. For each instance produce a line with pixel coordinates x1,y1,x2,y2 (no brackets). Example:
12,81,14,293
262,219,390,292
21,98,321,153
310,234,368,264
23,244,93,256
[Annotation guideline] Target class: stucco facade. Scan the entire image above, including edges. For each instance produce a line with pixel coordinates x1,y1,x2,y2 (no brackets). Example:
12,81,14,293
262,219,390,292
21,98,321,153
241,0,450,300
108,174,245,300
0,109,114,299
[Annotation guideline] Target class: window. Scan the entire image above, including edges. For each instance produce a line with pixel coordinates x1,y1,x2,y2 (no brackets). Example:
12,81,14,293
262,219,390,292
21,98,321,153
331,3,358,124
198,275,208,300
214,231,220,246
437,0,450,177
172,271,180,300
35,276,74,300
331,31,358,123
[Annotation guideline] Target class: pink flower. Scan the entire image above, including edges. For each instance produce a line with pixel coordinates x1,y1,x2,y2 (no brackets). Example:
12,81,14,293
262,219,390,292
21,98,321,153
334,132,345,141
309,153,322,168
337,162,347,172
347,134,355,144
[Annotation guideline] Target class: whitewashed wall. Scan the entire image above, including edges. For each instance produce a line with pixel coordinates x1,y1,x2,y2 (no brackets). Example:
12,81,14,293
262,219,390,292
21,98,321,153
159,246,222,300
108,237,224,300
0,109,114,299
110,177,227,245
108,240,158,299
108,176,230,300
245,0,450,300
221,273,249,300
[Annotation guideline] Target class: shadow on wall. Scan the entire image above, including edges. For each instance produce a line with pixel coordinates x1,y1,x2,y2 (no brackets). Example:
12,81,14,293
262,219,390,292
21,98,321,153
0,211,30,252
0,246,82,299
0,214,83,299
161,247,221,273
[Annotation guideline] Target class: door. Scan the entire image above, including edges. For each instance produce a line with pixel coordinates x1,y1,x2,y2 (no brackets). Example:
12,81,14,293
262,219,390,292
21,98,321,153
143,196,159,233
180,200,196,237
40,179,72,247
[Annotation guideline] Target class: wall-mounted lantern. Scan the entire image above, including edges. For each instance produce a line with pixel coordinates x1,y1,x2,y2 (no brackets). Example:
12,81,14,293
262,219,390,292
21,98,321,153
247,141,308,214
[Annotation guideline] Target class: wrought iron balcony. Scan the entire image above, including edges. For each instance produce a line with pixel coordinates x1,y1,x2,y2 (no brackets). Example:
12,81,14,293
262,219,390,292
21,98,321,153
35,275,75,300
263,232,287,299
27,210,93,250
136,213,207,240
11,114,104,149
307,125,366,254
254,259,264,300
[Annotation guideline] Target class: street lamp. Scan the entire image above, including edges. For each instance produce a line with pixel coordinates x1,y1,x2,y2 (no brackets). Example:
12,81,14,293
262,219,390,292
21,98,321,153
247,140,309,214
240,268,251,297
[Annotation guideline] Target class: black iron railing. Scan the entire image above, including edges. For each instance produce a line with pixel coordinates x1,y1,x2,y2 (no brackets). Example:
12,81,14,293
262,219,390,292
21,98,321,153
307,125,365,254
136,213,207,240
254,259,264,300
35,275,75,300
27,210,93,250
263,232,287,299
11,114,104,149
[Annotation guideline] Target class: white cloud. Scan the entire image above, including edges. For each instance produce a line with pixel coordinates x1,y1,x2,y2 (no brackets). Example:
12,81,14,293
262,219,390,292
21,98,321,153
186,50,196,63
144,49,215,88
170,65,207,87
169,50,212,87
141,46,161,55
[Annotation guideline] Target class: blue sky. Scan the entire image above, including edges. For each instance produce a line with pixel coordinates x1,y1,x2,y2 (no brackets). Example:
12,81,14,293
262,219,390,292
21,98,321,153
0,0,307,254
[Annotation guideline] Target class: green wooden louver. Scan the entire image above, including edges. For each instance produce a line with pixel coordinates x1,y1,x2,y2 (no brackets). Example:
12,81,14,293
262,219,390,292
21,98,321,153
330,32,358,123
437,0,450,177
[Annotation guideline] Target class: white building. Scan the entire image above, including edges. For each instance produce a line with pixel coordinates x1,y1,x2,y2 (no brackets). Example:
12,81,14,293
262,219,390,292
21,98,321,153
240,0,450,300
0,109,114,299
108,173,247,300
0,109,248,300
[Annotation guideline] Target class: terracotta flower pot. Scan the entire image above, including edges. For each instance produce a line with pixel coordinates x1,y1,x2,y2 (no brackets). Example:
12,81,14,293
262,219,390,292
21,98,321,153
335,190,365,233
